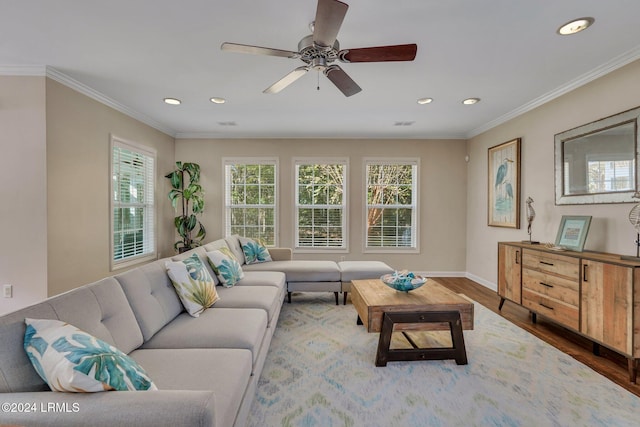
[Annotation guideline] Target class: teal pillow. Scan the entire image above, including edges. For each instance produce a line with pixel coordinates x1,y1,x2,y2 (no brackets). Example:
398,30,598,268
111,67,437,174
23,318,157,392
239,237,273,265
165,253,220,317
206,247,244,287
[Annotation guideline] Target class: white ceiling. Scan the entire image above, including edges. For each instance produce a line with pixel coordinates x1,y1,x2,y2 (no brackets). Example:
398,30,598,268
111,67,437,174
2,0,640,139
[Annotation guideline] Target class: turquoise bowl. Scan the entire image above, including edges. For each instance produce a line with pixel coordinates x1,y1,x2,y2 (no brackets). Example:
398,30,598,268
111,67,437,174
380,273,427,292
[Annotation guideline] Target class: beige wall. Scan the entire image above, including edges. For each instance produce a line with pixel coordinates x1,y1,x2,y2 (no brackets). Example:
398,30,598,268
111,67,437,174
466,59,640,289
175,138,468,273
0,76,48,315
46,79,176,297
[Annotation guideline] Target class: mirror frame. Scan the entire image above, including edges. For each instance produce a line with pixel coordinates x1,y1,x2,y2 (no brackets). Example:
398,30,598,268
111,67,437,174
555,106,640,205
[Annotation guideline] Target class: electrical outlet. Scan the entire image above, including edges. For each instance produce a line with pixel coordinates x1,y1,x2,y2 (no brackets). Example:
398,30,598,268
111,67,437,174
3,284,12,298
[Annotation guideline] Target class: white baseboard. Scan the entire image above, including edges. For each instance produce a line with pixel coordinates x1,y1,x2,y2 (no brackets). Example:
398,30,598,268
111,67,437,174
464,272,497,292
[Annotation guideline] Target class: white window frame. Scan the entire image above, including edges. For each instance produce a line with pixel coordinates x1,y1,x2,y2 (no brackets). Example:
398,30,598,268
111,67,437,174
294,157,348,253
223,157,279,246
110,135,157,270
363,158,419,254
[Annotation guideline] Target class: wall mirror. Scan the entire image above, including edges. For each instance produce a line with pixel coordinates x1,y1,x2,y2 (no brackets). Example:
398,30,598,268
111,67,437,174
555,106,640,204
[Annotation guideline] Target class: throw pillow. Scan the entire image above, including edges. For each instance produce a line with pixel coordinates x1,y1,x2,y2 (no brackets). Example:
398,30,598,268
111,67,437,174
23,318,157,393
239,237,273,264
206,247,245,287
165,253,220,317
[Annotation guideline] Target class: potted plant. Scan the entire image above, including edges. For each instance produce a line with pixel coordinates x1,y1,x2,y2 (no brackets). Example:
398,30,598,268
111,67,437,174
165,161,206,252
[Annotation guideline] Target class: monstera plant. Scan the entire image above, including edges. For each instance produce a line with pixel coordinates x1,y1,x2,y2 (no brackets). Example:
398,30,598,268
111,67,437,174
165,162,206,252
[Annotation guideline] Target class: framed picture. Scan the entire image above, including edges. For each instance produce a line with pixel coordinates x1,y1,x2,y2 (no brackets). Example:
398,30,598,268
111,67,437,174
488,138,521,228
555,215,592,252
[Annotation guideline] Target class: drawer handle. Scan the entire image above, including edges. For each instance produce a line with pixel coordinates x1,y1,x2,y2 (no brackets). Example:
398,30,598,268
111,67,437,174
540,261,554,266
515,250,520,264
540,282,554,288
539,303,554,310
583,264,588,282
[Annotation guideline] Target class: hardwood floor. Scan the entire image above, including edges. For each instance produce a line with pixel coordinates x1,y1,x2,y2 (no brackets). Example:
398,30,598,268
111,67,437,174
433,276,640,398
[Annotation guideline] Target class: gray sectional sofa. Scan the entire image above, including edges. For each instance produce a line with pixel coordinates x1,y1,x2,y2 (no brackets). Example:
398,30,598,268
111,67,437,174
0,235,392,427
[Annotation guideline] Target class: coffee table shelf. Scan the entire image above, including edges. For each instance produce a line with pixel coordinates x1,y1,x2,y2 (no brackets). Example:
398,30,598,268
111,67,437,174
351,278,474,366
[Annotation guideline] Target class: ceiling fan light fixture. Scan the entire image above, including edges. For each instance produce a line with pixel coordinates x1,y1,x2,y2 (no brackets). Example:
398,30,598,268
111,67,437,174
210,97,226,104
557,17,594,35
462,98,480,105
417,97,433,105
163,97,181,105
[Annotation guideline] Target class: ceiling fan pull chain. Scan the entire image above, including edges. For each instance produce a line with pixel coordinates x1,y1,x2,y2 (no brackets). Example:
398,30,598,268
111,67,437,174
317,70,320,91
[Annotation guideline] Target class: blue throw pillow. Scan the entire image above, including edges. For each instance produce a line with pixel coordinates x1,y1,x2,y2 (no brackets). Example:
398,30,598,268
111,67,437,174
239,237,273,264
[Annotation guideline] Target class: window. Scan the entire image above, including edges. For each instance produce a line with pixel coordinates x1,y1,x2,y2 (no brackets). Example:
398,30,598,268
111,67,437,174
224,159,277,246
295,159,348,250
111,136,156,268
365,159,418,251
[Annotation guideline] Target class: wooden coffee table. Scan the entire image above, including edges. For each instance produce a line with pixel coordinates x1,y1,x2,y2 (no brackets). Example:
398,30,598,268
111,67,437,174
351,278,474,366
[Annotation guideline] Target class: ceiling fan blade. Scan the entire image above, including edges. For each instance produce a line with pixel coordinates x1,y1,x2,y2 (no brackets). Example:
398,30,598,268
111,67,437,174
313,0,348,48
324,65,361,97
339,44,417,63
221,42,299,59
263,66,310,94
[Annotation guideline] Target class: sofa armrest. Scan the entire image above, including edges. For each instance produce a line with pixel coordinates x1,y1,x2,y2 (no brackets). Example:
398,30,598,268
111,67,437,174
0,391,216,427
268,247,292,261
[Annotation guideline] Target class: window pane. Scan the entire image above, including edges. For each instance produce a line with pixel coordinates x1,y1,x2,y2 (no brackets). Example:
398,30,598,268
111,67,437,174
225,160,277,246
295,161,347,249
112,140,155,264
365,161,417,249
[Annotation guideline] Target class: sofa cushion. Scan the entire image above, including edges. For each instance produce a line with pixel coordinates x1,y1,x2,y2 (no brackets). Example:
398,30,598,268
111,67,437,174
242,260,341,282
0,278,143,394
115,259,184,342
215,286,282,326
206,248,245,287
140,308,267,366
239,237,273,264
130,348,252,427
235,271,286,291
166,254,220,317
24,318,157,392
338,260,395,282
224,234,246,265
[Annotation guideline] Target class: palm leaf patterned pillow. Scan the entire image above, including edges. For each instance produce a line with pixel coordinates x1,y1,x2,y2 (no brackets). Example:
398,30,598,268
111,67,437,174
23,318,157,392
166,254,220,317
206,247,245,287
239,237,273,264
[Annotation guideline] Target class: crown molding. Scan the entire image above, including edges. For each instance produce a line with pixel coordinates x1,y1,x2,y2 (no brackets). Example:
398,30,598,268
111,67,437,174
467,44,640,139
44,67,176,137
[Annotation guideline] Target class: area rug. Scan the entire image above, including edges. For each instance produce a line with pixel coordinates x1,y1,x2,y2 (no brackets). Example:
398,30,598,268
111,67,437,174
247,293,640,427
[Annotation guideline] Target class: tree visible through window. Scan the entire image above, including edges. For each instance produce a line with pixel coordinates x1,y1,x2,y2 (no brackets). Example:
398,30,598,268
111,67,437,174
366,160,418,249
224,159,277,246
295,160,347,249
111,137,156,266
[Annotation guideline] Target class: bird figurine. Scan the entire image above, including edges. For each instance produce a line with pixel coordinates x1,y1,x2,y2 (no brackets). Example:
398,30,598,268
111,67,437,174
524,196,539,244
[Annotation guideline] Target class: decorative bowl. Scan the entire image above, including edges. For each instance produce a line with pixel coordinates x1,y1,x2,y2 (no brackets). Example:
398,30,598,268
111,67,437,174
380,271,427,292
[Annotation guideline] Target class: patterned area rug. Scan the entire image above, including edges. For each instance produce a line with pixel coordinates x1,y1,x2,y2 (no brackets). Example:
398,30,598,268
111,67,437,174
248,293,640,426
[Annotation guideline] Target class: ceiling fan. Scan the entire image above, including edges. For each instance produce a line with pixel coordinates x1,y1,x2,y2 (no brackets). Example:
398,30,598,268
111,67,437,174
221,0,417,97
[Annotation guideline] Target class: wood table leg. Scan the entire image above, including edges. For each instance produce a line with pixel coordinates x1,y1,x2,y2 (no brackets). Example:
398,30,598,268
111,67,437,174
375,310,468,367
357,315,363,326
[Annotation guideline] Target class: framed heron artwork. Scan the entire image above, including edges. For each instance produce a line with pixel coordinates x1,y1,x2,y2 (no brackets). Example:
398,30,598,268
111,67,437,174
488,138,521,228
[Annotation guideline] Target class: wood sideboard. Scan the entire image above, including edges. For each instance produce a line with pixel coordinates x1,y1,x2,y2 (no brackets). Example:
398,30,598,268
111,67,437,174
497,241,640,383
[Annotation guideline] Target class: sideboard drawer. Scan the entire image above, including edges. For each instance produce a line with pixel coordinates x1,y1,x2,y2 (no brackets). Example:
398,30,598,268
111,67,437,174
522,289,579,331
522,269,579,307
522,249,579,279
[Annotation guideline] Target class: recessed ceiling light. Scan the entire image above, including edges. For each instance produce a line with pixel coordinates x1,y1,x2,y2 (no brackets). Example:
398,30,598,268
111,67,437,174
462,98,480,105
417,97,433,105
557,17,594,35
163,97,181,105
210,97,226,104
